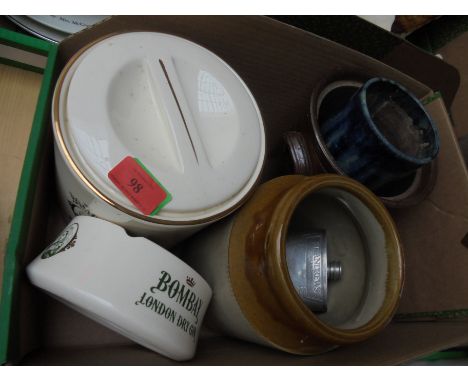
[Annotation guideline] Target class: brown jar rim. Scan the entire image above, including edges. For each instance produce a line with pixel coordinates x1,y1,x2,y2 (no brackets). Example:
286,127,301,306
266,174,404,344
229,175,404,354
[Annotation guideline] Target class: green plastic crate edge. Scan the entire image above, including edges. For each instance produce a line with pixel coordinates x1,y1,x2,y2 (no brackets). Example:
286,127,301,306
0,27,58,364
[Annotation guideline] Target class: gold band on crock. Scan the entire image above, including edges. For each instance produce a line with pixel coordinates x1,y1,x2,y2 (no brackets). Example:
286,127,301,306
53,32,265,226
228,174,404,355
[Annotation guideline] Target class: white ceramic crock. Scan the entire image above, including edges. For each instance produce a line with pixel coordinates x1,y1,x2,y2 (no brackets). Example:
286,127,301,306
52,32,265,248
27,216,212,361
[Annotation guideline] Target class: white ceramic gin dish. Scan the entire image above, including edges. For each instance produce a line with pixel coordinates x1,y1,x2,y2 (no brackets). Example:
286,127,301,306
27,216,213,361
52,32,265,248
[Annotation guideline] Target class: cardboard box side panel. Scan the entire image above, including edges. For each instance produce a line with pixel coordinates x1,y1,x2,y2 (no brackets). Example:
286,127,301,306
18,322,468,366
382,42,460,107
59,16,434,96
393,98,468,316
0,37,57,364
272,15,460,106
37,292,133,350
57,16,434,180
460,135,468,166
438,31,468,139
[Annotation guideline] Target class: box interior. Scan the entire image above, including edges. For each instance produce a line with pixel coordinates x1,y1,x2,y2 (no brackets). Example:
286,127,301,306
438,30,468,161
392,98,468,318
5,16,468,365
272,15,461,108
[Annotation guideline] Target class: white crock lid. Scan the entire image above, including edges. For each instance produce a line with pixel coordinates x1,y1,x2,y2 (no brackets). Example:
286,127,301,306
57,32,265,222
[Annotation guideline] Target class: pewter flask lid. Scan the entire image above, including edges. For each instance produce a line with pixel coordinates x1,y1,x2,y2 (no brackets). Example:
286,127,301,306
286,229,342,312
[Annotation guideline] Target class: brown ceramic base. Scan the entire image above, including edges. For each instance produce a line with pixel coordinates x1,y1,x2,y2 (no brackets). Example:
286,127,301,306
228,175,404,355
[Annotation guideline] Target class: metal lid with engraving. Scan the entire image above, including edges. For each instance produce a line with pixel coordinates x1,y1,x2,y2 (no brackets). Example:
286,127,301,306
286,230,342,312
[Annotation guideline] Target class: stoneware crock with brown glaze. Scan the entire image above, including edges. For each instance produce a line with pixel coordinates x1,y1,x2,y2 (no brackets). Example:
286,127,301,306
183,174,404,355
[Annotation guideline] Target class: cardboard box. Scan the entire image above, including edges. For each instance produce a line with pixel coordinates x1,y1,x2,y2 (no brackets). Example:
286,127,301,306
272,15,461,107
438,30,468,164
2,16,468,365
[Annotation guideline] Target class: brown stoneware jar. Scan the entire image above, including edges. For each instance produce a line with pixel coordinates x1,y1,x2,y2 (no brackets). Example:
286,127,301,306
183,174,404,355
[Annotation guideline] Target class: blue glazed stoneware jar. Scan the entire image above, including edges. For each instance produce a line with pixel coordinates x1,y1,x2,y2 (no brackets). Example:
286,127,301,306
321,77,439,193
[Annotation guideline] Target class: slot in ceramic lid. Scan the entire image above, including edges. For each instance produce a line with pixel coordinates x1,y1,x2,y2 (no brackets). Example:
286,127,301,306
58,32,265,222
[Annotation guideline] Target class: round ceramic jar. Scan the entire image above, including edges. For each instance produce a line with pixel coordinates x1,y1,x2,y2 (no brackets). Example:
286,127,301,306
285,78,439,208
27,216,212,361
320,77,439,191
183,174,404,355
52,32,265,248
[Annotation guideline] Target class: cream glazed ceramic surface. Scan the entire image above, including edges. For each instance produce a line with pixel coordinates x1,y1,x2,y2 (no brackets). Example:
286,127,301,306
28,15,108,34
27,216,213,361
7,16,108,43
52,32,265,248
